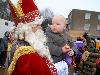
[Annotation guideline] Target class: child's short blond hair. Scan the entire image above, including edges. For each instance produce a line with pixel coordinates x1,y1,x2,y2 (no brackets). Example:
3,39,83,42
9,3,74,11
52,15,68,25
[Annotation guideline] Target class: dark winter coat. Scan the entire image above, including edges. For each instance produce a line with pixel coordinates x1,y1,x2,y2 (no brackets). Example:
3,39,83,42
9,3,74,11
0,36,8,52
45,27,74,63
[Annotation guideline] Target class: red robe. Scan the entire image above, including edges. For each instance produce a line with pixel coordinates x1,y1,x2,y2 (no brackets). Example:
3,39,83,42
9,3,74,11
12,53,56,75
8,46,57,75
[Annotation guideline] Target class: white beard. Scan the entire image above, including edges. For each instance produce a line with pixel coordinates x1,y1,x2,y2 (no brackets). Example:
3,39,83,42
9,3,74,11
25,29,53,62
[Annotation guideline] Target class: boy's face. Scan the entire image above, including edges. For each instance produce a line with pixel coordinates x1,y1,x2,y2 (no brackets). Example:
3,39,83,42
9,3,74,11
50,16,66,33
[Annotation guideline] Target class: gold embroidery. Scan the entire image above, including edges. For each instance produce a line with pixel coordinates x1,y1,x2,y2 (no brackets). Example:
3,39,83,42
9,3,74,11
7,43,12,52
9,0,24,17
16,0,24,17
8,46,36,75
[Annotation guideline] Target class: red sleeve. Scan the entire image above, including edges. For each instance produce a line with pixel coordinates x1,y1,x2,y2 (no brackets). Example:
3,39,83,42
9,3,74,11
11,53,54,75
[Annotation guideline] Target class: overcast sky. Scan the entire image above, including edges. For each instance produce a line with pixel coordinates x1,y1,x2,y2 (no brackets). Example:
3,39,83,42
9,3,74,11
35,0,100,18
11,0,100,18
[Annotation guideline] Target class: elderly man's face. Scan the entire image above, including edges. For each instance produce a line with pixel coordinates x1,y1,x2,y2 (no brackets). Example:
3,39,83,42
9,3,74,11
32,25,42,32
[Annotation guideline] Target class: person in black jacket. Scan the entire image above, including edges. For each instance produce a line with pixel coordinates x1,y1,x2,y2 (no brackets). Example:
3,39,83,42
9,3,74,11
0,31,9,68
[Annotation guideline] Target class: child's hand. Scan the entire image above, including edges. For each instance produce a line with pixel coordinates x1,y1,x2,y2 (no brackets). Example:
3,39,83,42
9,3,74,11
62,44,71,53
67,50,74,56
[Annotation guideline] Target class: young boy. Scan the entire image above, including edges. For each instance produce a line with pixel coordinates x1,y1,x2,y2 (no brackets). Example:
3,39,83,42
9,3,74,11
46,15,74,75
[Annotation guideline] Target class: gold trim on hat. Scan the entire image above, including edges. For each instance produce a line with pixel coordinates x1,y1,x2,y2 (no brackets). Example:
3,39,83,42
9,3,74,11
9,0,25,17
16,0,24,17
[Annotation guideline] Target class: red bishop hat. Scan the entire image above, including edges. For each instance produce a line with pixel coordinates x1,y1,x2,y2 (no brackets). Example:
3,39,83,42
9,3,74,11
8,0,41,26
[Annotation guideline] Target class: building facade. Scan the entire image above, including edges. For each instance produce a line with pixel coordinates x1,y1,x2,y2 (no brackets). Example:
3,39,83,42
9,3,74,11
68,9,100,40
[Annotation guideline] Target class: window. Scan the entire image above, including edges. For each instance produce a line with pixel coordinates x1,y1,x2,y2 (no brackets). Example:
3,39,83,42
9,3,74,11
98,15,100,20
85,13,91,19
97,25,100,30
84,24,90,31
